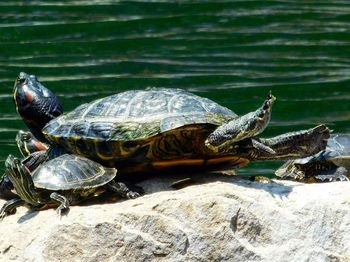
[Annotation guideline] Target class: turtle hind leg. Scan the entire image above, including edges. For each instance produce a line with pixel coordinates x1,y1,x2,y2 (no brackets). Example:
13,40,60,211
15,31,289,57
256,124,330,160
0,198,25,220
107,180,143,199
205,92,276,152
50,192,70,217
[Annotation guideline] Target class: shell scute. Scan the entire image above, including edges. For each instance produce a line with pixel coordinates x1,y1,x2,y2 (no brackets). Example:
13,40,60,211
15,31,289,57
33,154,116,190
43,88,236,141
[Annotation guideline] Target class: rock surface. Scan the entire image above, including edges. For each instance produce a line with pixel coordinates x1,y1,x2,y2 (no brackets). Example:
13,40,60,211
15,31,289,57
1,173,350,262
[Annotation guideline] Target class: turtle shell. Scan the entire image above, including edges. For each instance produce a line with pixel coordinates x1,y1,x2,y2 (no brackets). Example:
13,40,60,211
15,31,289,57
42,88,245,171
43,88,236,141
32,154,116,190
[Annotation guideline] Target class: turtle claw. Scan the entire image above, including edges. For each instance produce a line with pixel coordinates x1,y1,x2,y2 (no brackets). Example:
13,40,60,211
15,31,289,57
337,175,349,182
126,184,144,199
56,206,70,218
0,198,24,221
107,180,143,199
0,208,16,221
50,192,70,218
315,174,349,182
315,167,349,182
0,210,7,221
126,191,141,199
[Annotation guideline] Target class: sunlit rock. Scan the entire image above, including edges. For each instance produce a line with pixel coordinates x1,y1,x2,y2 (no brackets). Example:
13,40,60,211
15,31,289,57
1,173,350,261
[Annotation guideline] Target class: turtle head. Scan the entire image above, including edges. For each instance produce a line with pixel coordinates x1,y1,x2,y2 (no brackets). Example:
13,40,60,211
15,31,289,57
5,154,40,206
16,130,48,157
253,91,276,134
13,72,63,142
205,92,276,152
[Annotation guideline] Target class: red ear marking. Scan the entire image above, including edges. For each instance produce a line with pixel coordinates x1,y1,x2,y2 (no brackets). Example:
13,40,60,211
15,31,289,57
24,90,34,102
33,140,48,151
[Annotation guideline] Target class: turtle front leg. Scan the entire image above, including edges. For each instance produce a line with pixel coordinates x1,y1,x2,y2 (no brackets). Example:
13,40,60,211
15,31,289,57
205,92,276,152
50,192,70,217
0,198,25,220
107,180,142,199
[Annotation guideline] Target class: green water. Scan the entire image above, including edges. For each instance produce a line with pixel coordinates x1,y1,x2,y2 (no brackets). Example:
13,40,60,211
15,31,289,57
0,1,349,176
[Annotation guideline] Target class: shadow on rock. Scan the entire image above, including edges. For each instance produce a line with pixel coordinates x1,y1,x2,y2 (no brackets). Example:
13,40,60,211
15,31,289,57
5,170,295,222
17,209,40,224
138,171,294,198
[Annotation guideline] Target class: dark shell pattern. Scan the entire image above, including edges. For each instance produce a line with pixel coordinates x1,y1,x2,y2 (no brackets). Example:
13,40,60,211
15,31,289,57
32,154,116,190
43,88,236,141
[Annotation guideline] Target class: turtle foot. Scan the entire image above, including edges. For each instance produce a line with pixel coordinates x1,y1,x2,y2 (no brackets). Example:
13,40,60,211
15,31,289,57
0,198,25,221
50,192,70,217
108,180,143,199
315,174,349,182
56,206,70,218
305,124,330,155
126,191,142,199
315,167,349,182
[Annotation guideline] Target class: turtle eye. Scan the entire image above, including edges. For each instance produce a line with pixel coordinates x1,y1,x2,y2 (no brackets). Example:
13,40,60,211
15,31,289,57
22,133,31,140
17,76,26,85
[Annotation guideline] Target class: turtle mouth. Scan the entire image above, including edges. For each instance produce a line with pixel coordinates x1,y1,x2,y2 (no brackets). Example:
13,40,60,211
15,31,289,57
15,72,29,88
262,92,276,112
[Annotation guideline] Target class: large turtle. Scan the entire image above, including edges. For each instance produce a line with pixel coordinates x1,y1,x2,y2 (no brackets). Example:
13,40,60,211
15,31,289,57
0,154,137,219
275,134,350,182
0,72,329,199
13,73,330,171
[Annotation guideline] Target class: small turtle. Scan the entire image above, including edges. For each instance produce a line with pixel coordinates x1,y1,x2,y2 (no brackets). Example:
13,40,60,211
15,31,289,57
275,134,350,182
0,154,139,219
10,73,329,173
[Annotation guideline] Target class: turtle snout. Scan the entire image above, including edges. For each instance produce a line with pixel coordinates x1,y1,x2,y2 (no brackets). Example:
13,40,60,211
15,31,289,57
262,92,276,111
17,72,29,85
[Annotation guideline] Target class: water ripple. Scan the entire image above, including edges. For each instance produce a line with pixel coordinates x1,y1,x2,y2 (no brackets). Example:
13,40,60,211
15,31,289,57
0,1,349,176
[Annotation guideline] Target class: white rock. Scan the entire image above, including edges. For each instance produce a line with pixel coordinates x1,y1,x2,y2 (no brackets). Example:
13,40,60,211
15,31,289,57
1,173,350,262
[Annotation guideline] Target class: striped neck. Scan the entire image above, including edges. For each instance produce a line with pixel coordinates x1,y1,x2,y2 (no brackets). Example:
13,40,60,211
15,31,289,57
5,157,41,206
